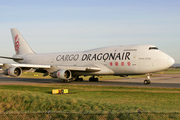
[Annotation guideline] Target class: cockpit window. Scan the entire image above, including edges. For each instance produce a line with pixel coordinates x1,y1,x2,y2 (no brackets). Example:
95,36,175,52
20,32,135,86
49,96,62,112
149,47,158,50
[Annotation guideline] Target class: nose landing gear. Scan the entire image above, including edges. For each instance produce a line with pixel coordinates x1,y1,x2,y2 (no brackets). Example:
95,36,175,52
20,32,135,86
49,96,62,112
144,74,151,85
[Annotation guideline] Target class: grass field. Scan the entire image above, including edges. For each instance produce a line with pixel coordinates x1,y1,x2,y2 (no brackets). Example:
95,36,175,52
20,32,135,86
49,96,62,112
20,68,180,80
1,68,180,118
20,72,147,80
0,85,180,113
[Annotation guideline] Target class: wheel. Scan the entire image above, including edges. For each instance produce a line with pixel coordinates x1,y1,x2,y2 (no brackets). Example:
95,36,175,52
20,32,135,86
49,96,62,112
95,78,99,82
145,74,152,85
89,77,93,81
144,80,148,85
76,78,82,82
80,78,83,81
74,76,79,81
147,80,151,84
70,79,73,82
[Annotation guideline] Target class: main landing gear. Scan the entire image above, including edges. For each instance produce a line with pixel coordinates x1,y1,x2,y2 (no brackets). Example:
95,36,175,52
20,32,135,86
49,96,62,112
61,77,83,83
89,76,99,82
144,74,152,85
74,76,83,82
61,79,73,83
61,76,99,82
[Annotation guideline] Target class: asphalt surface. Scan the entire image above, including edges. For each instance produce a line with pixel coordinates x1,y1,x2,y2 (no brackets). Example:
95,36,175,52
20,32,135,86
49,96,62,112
0,73,180,88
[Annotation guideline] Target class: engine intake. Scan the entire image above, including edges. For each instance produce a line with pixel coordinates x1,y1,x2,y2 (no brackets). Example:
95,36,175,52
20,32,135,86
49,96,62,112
3,67,22,77
52,69,71,80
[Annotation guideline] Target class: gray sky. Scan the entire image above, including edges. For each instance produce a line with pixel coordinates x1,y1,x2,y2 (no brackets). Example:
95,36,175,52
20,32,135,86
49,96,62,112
0,0,180,63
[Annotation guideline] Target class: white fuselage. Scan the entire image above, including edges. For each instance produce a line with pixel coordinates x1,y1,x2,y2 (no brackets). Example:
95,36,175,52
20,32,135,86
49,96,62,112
1,28,174,84
14,45,174,76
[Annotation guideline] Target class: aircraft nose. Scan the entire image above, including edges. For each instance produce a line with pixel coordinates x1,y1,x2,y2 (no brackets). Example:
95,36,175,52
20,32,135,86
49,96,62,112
167,57,175,67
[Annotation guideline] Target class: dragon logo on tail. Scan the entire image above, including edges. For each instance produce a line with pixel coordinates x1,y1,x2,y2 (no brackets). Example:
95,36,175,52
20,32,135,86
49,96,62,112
14,34,20,54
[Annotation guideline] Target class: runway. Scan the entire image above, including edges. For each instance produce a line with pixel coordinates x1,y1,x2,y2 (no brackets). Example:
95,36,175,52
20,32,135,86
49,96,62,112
0,73,180,88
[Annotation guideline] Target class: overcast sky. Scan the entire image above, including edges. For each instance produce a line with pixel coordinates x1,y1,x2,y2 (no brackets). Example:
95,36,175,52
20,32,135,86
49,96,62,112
0,0,180,63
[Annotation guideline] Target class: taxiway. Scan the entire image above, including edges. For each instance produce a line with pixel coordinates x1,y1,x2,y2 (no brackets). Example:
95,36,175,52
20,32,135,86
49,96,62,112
0,73,180,88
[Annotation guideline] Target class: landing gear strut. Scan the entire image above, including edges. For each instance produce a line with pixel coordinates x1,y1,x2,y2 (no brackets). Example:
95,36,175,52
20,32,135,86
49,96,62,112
75,76,83,82
144,74,151,85
89,76,99,82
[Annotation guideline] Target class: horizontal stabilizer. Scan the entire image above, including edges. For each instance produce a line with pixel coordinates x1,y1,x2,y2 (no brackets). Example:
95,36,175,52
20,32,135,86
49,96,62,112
0,63,51,69
0,56,23,60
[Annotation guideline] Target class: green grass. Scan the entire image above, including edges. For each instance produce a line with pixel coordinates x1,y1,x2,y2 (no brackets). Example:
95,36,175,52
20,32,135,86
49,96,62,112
20,72,52,79
1,68,180,119
20,72,148,80
20,68,180,80
0,85,180,112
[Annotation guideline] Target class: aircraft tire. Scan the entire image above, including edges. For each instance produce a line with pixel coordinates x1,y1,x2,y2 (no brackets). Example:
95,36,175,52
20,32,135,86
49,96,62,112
89,77,98,82
62,80,69,83
144,80,148,85
147,80,151,84
70,79,73,82
95,78,98,82
89,77,93,81
80,78,83,81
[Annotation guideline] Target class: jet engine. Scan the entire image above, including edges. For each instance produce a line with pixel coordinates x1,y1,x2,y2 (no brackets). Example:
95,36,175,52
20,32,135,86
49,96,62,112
3,67,22,77
51,69,71,80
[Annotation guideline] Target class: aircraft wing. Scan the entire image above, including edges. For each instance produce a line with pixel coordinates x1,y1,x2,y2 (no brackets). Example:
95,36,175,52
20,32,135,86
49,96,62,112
0,63,101,72
0,63,51,69
0,56,23,60
53,65,101,72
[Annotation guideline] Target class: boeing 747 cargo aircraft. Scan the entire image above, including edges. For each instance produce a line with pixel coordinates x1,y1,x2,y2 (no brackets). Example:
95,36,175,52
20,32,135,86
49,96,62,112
0,28,175,85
